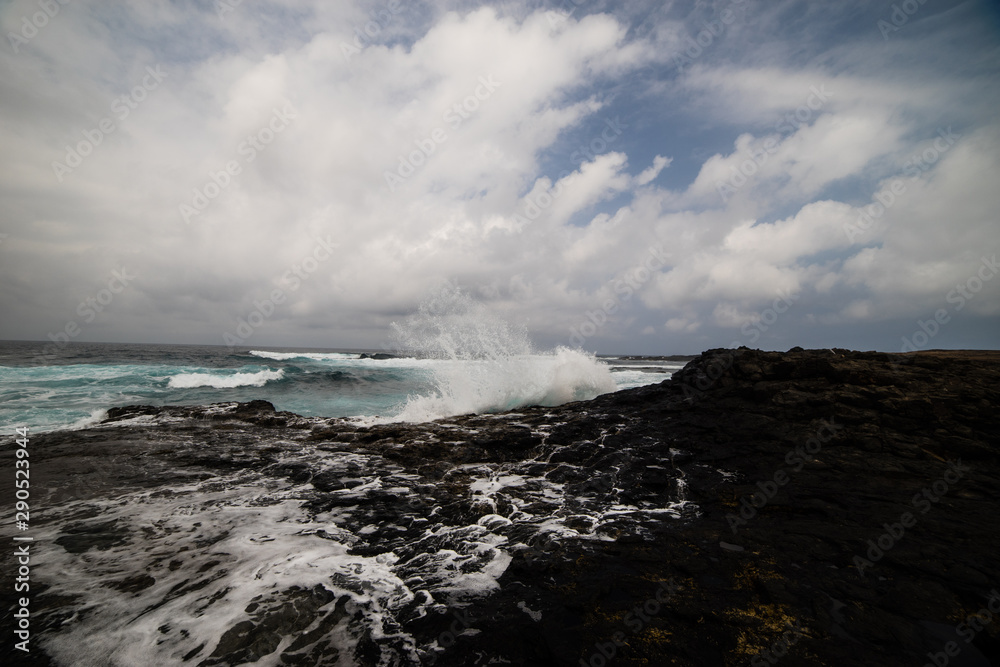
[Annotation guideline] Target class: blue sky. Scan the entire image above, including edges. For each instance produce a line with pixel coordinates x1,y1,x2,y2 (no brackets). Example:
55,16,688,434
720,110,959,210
1,0,998,355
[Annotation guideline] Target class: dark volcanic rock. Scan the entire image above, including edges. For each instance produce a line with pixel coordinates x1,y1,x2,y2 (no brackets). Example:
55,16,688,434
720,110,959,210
1,348,999,666
53,519,131,554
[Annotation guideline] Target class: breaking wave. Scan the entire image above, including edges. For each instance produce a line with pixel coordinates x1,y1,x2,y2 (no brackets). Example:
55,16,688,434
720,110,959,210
167,368,284,389
248,350,358,362
385,284,617,422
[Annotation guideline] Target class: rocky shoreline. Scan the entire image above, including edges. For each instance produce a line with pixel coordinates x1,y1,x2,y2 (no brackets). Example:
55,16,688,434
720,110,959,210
2,347,999,666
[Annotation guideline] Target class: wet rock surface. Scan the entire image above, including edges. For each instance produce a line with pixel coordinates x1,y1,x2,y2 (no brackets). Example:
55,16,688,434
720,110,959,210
1,347,999,666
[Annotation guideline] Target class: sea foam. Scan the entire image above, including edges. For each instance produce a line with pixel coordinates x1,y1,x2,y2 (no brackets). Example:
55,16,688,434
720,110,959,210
249,350,358,361
385,284,617,422
167,368,284,389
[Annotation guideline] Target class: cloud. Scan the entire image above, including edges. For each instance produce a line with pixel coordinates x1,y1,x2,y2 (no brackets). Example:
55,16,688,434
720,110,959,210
0,0,997,354
637,155,671,186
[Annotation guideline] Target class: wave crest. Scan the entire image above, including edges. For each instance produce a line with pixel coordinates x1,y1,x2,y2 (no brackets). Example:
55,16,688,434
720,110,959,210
386,285,616,422
389,346,617,422
249,351,358,361
167,369,284,389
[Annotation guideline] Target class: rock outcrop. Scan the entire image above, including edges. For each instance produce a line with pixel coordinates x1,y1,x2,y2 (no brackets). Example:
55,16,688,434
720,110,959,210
2,348,998,666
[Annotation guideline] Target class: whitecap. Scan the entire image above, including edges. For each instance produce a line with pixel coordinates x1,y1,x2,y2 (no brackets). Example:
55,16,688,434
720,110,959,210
249,350,359,362
167,368,284,389
383,285,619,423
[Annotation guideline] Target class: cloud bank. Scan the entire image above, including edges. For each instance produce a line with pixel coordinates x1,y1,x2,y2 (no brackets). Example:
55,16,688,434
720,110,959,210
1,0,998,354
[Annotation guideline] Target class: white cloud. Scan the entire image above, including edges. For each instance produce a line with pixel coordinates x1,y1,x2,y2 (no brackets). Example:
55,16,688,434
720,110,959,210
636,155,671,186
0,0,997,353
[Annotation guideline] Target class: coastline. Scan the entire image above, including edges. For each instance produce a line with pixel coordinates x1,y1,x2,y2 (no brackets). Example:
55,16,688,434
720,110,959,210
0,342,671,434
2,347,998,665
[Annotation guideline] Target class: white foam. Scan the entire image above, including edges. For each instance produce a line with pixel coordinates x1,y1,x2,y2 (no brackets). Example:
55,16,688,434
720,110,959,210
518,601,543,621
167,368,284,389
379,286,620,422
386,347,617,423
249,350,359,361
20,454,521,666
66,408,109,430
610,368,671,391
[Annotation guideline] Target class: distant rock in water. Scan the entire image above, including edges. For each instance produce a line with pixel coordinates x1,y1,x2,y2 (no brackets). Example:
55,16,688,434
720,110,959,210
616,354,698,362
2,347,999,666
359,352,397,359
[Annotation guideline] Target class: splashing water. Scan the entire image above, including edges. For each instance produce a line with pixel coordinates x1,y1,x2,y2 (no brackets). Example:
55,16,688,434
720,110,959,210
387,284,617,422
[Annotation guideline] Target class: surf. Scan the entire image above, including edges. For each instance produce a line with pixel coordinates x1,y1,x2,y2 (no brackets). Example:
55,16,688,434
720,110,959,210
166,368,284,389
384,284,617,422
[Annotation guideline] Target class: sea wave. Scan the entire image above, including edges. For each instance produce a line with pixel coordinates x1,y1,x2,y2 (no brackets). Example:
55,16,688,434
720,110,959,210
249,350,359,362
67,408,110,430
382,285,620,423
167,368,284,389
388,347,617,423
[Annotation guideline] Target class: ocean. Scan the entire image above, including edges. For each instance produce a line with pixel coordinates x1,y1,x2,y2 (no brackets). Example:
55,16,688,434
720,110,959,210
0,334,690,665
0,340,683,435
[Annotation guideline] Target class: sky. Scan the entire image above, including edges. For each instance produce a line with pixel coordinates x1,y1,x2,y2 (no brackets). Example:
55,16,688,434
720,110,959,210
1,0,998,356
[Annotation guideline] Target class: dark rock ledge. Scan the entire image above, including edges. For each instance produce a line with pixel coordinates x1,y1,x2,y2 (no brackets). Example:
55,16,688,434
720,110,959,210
1,347,999,666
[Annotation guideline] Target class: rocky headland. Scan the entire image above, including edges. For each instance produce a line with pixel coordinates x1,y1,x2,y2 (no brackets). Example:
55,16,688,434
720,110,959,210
2,347,998,666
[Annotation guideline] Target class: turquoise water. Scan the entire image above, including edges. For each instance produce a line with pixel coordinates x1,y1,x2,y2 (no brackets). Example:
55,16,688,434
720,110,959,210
0,342,680,434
